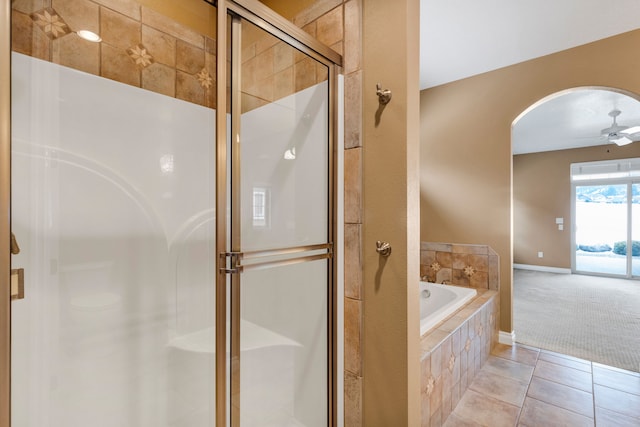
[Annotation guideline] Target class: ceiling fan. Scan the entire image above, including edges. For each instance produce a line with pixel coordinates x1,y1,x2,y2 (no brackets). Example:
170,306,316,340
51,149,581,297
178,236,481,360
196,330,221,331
601,109,640,146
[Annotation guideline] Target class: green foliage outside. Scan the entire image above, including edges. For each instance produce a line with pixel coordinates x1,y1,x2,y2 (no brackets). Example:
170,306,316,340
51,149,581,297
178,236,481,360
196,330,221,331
613,240,640,256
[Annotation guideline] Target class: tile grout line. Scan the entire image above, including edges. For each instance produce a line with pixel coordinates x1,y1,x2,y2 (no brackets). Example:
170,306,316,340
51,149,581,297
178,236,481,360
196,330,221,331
529,359,597,421
513,349,540,426
474,345,640,426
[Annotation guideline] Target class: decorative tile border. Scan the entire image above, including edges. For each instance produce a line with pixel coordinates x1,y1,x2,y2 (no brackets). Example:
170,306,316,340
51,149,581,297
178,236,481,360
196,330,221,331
12,0,341,112
420,242,499,290
12,0,218,109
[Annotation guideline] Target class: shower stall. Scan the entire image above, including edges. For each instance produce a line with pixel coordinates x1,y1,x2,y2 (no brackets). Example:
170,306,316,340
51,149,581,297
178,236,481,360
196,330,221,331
1,0,341,426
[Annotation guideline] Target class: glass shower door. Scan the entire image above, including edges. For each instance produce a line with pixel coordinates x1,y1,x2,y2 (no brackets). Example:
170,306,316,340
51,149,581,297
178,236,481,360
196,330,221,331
225,15,334,427
9,1,218,425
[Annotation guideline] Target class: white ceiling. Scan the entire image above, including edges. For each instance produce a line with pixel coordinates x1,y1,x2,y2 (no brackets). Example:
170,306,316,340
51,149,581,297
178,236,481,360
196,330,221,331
512,89,640,155
420,0,640,90
420,0,640,154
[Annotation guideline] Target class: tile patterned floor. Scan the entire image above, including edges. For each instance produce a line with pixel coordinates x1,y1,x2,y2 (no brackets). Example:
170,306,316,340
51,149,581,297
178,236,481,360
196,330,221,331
443,343,640,426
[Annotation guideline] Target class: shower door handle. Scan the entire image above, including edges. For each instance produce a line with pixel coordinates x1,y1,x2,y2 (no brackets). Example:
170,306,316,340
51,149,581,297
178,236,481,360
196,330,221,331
10,231,19,254
10,232,24,300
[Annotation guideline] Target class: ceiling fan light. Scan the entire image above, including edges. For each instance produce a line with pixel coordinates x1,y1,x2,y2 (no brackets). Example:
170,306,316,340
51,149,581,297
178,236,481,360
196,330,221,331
612,136,633,146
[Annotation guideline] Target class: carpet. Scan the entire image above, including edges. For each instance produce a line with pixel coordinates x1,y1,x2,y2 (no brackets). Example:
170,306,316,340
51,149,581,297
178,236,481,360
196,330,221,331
513,269,640,373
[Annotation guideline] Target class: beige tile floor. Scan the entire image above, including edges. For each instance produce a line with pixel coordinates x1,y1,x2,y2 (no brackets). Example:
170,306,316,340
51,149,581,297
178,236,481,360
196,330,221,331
444,343,640,426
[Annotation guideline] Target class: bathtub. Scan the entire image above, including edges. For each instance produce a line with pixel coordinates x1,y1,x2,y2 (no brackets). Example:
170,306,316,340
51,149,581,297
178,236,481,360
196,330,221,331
420,282,477,335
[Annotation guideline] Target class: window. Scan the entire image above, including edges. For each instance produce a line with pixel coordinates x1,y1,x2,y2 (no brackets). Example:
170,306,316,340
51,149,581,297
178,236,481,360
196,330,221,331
252,187,269,228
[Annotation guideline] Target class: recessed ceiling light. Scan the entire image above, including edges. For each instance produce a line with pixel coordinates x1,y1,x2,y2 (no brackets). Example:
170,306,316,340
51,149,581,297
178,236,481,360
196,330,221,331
77,30,102,43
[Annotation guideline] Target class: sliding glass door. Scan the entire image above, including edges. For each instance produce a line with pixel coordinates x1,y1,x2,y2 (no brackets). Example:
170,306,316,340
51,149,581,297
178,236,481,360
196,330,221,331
572,159,640,278
574,184,628,275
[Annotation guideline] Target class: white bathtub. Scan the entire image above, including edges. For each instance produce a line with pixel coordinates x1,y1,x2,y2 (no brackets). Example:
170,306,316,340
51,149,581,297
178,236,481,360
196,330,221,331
420,282,477,336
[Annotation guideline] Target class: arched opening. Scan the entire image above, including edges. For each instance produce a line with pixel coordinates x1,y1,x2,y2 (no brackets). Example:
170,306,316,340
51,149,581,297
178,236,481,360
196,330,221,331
511,86,640,372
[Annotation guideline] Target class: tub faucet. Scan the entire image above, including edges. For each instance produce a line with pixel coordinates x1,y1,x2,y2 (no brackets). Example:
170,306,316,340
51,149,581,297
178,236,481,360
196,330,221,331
440,279,449,285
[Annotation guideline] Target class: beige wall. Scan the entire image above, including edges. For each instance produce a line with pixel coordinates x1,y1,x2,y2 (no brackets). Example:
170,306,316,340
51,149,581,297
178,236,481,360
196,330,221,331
420,29,640,333
362,0,421,425
259,0,318,20
138,0,216,37
514,144,640,268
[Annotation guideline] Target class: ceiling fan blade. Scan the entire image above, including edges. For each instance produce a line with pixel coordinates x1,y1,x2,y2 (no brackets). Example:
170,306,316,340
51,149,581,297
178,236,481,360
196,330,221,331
621,125,640,135
611,135,634,146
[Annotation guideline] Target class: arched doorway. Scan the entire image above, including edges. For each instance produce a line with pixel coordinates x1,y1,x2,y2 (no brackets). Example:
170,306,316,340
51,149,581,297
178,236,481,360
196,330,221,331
511,86,640,372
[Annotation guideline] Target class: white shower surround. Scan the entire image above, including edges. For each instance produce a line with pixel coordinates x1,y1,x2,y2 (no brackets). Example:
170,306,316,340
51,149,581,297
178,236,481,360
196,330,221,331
10,52,335,426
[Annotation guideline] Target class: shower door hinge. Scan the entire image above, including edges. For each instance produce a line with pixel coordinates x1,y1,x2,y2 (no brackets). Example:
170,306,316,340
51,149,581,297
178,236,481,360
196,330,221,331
220,252,243,274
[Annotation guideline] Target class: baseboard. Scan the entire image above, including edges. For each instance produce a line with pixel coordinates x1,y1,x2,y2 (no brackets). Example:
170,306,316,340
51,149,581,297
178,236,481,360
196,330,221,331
499,330,516,346
513,263,571,274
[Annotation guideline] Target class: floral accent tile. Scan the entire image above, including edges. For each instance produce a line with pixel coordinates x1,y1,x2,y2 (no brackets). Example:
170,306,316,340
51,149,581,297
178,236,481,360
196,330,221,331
196,68,213,89
426,375,435,397
463,265,476,278
464,337,471,353
127,44,154,69
430,262,441,273
448,353,456,373
31,7,71,40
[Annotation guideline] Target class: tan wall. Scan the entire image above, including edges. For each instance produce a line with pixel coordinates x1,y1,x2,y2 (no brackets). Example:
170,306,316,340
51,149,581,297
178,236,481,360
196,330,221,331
259,0,318,20
362,0,421,425
138,0,216,38
514,144,640,268
420,29,640,333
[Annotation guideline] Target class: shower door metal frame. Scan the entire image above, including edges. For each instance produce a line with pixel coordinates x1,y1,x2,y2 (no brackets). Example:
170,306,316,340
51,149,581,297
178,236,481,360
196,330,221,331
1,0,11,425
216,1,342,426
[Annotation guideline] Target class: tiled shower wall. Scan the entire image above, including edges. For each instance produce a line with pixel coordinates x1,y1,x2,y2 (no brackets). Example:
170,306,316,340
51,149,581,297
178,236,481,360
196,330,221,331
12,0,218,108
420,242,500,290
240,13,335,113
11,0,331,113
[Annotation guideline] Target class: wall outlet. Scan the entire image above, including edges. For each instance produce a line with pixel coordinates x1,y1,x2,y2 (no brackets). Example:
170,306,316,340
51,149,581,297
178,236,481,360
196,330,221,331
558,224,564,231
537,251,544,258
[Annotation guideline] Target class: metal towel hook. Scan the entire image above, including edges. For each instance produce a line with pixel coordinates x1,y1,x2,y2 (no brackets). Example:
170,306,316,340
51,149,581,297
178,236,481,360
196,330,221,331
376,240,392,257
376,83,392,105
